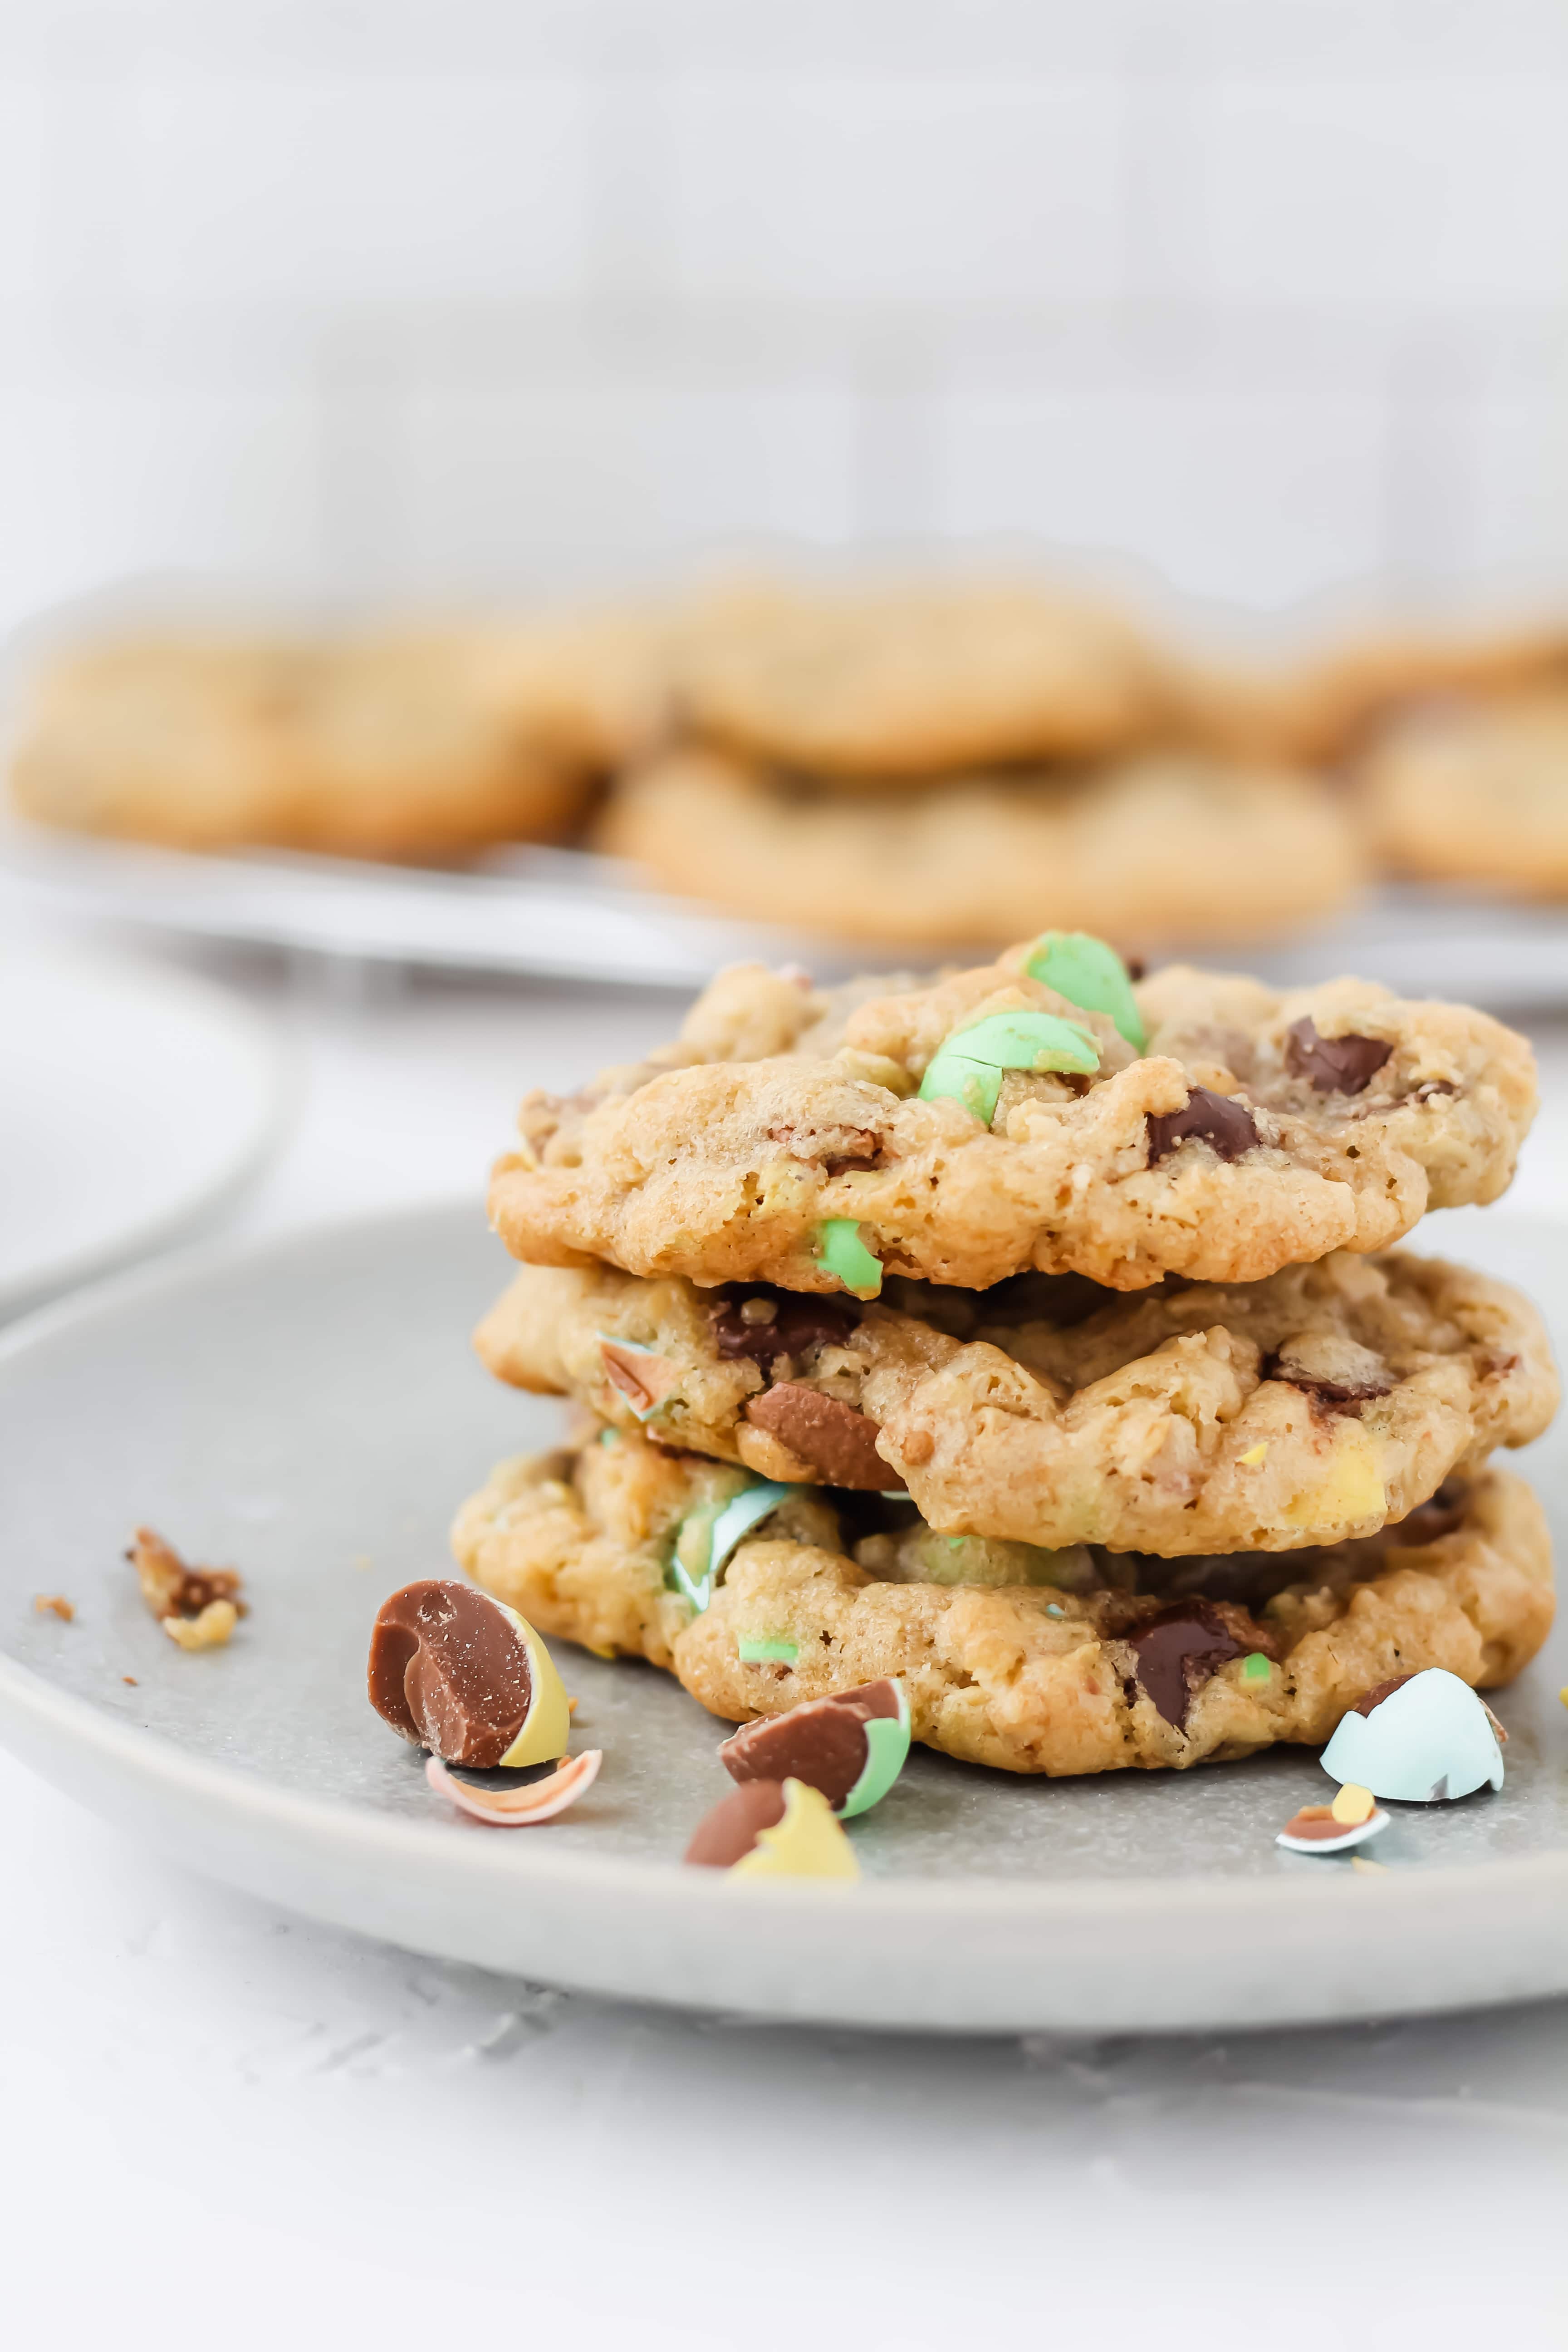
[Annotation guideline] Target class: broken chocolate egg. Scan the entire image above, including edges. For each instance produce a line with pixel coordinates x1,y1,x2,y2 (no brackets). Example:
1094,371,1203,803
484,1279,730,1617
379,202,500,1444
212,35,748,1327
684,1776,860,1878
1275,1793,1390,1855
1318,1666,1504,1803
368,1578,570,1770
719,1677,911,1818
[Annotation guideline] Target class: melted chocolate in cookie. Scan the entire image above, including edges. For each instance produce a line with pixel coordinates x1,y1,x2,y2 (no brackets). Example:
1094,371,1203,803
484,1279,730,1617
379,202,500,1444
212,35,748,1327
1145,1088,1259,1166
710,1286,861,1366
1285,1017,1392,1097
1127,1602,1246,1728
1394,1477,1469,1545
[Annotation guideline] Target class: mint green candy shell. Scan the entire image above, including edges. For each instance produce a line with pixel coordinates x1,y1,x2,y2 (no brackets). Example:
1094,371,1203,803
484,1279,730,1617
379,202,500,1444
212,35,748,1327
708,1481,795,1583
944,1009,1100,1075
837,1683,912,1818
918,1050,1000,1124
737,1635,799,1665
1025,931,1145,1050
594,1330,667,1421
815,1218,883,1297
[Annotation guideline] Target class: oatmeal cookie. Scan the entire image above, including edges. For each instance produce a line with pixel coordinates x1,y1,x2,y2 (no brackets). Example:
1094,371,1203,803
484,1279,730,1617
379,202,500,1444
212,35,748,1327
594,746,1363,947
9,629,595,860
489,941,1536,1294
451,1428,1553,1777
475,1250,1556,1556
1363,688,1568,897
670,578,1171,779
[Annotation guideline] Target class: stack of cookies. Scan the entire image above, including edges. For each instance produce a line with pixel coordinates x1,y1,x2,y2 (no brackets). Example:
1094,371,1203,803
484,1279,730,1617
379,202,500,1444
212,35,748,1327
454,932,1557,1783
595,578,1366,948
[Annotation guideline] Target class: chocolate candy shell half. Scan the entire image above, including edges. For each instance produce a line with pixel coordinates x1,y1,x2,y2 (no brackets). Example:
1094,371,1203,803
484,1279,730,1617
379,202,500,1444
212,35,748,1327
730,1778,860,1882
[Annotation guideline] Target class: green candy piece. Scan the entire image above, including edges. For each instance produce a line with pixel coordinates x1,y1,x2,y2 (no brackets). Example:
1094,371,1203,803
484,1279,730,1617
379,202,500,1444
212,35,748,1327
668,1478,794,1613
598,1427,619,1448
1025,930,1146,1050
1241,1651,1273,1683
838,1681,912,1818
737,1634,799,1665
815,1217,883,1297
918,1009,1099,1126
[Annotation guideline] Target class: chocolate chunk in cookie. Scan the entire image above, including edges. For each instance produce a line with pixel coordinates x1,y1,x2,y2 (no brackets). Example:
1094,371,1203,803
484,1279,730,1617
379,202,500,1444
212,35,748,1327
745,1382,893,1489
1286,1017,1392,1096
710,1286,861,1367
1145,1087,1259,1166
1396,1478,1470,1545
1127,1602,1247,1727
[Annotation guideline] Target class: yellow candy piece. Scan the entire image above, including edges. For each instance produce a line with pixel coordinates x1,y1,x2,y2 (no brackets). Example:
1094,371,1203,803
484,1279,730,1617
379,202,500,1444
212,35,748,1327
1331,1781,1376,1826
1283,1428,1385,1534
493,1602,573,1768
731,1778,861,1882
1238,1443,1268,1467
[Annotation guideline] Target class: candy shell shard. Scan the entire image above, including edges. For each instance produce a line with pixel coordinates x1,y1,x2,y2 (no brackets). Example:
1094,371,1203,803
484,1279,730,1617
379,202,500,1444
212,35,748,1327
493,1602,573,1766
838,1681,911,1820
1319,1667,1504,1804
669,1479,794,1614
1024,931,1146,1050
918,1010,1100,1126
1276,1804,1390,1856
597,1334,678,1421
426,1748,601,1825
737,1635,799,1665
814,1218,883,1298
730,1778,860,1882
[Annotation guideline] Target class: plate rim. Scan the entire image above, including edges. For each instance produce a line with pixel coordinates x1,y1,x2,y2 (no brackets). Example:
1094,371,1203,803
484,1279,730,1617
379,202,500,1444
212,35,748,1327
0,941,294,1313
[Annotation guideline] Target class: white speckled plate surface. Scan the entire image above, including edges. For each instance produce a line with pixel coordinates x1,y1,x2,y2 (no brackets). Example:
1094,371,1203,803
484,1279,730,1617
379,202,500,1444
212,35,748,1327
1,1202,1566,2034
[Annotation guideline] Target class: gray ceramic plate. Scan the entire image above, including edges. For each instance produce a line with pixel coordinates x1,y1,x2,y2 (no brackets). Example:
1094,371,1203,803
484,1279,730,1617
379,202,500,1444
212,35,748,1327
1,1201,1566,2034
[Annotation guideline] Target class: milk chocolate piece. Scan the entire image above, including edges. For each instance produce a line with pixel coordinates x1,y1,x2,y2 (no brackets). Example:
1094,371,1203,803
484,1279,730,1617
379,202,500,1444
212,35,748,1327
685,1777,787,1867
1145,1088,1259,1166
711,1286,861,1367
720,1680,901,1810
368,1578,534,1769
1283,1805,1360,1843
1285,1017,1392,1097
745,1383,894,1490
1351,1671,1418,1719
1128,1602,1245,1728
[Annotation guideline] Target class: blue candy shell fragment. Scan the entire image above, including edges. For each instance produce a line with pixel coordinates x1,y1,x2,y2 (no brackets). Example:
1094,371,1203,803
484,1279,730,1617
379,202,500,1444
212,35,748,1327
1319,1668,1504,1803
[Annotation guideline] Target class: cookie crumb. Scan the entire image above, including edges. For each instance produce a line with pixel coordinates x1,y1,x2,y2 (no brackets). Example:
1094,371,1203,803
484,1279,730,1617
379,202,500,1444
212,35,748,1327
162,1600,239,1651
128,1527,246,1642
33,1594,74,1622
122,1675,138,1686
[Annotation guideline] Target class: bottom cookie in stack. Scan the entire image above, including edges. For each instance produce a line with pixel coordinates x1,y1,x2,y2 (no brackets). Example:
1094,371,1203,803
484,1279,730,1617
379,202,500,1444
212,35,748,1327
451,1422,1552,1778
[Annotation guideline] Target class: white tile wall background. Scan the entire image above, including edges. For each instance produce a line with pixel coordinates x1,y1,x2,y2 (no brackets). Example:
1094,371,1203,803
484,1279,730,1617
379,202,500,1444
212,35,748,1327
6,0,1568,641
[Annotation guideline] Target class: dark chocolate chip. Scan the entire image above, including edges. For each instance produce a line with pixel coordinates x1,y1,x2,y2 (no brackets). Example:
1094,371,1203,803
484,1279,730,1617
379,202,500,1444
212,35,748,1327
368,1579,534,1769
1127,1602,1245,1728
1352,1671,1418,1718
744,1383,894,1490
719,1681,901,1811
684,1778,787,1867
1393,1477,1469,1545
710,1285,861,1367
1145,1088,1259,1166
1285,1017,1392,1097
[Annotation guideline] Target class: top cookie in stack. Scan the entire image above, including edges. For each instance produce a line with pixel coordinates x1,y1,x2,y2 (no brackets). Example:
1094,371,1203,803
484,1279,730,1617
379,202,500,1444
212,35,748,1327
459,935,1556,1779
595,579,1367,946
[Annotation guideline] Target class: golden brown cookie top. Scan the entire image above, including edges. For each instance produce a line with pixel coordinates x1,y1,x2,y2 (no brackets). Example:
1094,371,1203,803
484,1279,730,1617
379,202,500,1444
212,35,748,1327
490,936,1538,1296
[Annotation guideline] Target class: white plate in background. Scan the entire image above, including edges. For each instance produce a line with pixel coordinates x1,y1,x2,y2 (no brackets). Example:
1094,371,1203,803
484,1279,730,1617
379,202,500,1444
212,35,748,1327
0,945,289,1316
0,1201,1564,2034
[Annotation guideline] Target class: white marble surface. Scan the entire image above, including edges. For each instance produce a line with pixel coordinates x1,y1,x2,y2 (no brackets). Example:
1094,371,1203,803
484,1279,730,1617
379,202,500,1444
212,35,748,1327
9,931,1568,2349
